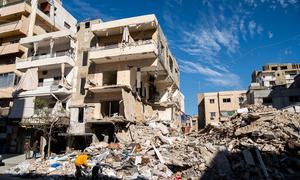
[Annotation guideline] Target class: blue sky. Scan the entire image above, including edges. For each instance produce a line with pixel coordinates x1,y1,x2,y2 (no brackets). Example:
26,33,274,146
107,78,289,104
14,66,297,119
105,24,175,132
62,0,300,115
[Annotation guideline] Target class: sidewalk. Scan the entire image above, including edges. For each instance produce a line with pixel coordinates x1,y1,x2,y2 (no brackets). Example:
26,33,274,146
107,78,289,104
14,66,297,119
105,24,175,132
0,154,25,174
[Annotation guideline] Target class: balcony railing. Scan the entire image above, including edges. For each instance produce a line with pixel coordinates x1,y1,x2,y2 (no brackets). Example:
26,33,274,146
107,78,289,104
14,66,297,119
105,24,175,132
17,51,74,62
38,80,60,87
0,0,30,8
90,39,156,52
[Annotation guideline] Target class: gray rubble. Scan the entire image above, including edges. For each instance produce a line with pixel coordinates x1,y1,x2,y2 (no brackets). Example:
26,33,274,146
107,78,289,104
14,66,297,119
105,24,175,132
6,105,300,179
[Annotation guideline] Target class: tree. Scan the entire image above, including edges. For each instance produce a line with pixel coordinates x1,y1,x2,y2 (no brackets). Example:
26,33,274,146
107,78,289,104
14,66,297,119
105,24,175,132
26,97,68,158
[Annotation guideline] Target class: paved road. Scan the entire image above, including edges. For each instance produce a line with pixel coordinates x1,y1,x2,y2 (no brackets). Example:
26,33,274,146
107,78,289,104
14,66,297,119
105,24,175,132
0,154,26,174
0,154,32,180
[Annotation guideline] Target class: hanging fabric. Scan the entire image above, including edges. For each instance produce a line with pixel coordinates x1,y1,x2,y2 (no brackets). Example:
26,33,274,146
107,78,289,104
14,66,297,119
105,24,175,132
33,42,39,57
121,26,134,44
50,38,55,57
15,68,38,91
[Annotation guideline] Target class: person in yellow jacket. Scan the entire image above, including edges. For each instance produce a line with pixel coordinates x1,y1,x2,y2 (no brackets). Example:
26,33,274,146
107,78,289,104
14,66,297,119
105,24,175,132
74,153,90,178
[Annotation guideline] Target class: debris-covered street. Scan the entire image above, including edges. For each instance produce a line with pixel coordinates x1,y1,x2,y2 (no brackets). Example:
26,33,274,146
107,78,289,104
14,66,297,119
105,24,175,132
5,105,300,179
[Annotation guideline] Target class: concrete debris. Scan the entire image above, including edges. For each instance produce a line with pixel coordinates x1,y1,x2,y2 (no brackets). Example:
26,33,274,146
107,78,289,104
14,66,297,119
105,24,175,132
6,104,300,179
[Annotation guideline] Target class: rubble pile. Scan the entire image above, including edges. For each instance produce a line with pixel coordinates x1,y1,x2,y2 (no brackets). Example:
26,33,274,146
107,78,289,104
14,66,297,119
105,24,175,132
7,105,300,179
189,104,300,179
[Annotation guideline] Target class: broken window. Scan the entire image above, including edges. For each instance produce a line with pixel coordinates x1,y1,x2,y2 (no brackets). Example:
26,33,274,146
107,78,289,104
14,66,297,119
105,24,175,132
209,99,215,104
210,112,216,120
82,51,88,66
78,107,84,123
103,71,117,86
85,22,90,29
101,101,120,117
169,57,173,73
38,78,44,87
281,66,287,70
270,81,276,86
262,97,272,104
80,78,86,95
0,73,15,88
289,96,300,103
64,22,71,29
239,97,244,103
223,98,231,103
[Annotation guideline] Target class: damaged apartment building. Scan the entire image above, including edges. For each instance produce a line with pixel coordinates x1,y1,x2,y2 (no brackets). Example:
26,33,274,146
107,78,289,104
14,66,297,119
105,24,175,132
0,4,184,153
68,15,184,148
0,0,76,153
247,63,300,109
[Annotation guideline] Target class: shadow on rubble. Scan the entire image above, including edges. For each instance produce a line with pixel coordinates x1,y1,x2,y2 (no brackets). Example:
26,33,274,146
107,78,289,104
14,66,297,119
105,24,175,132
1,147,299,180
0,173,121,180
199,147,300,180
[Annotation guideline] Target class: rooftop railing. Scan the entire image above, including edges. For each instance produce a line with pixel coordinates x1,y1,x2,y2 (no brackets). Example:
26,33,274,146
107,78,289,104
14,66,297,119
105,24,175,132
17,50,74,62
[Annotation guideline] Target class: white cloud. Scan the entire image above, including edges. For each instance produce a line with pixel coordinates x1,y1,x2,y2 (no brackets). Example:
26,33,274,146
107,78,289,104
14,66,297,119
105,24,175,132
248,20,257,37
284,49,292,55
68,0,114,21
180,60,241,87
268,32,274,39
246,0,299,9
239,19,247,40
179,18,240,63
257,25,264,34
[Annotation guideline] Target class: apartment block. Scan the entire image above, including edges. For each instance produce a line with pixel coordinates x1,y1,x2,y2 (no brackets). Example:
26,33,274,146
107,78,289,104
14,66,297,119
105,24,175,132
67,15,184,148
0,0,76,154
247,74,300,109
252,63,300,87
198,90,246,128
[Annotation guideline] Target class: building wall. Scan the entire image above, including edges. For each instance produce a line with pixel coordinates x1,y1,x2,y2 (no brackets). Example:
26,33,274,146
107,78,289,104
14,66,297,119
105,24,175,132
198,90,246,127
252,63,300,87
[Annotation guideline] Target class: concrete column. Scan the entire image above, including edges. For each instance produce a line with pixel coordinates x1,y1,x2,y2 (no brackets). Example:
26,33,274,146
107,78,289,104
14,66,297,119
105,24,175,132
28,0,38,36
50,1,55,21
145,83,149,100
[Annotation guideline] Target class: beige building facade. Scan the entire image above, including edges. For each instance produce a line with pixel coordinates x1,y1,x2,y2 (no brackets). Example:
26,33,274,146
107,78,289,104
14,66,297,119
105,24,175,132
198,90,246,128
252,63,300,87
0,3,183,152
67,15,184,147
0,0,76,153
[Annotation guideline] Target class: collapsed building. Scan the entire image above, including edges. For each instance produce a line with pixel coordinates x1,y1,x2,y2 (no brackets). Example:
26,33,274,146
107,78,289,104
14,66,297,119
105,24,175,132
68,15,184,149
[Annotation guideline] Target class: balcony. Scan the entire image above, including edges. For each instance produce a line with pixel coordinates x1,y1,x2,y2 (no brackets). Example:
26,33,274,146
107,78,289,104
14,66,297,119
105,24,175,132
16,51,75,70
17,80,72,97
0,16,29,38
0,43,26,56
89,40,158,64
21,108,70,126
0,0,31,18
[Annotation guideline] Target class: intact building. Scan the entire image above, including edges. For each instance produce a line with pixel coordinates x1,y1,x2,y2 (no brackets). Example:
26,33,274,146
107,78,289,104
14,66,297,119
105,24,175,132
198,90,246,128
